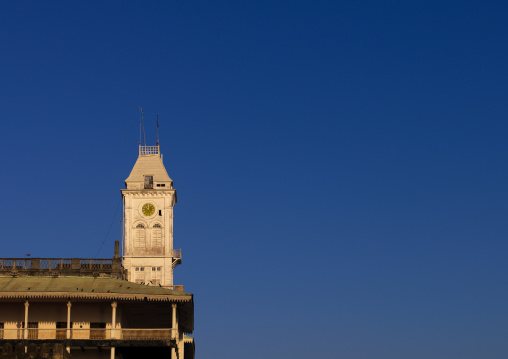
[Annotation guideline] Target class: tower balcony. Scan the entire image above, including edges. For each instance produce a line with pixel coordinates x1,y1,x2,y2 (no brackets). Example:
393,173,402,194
139,145,160,156
171,249,182,270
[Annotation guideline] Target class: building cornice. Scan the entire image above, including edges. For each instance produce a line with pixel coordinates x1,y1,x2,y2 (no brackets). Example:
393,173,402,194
0,291,192,302
121,189,176,196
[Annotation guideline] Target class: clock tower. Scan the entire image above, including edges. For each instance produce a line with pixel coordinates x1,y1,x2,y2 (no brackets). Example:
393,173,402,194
121,145,181,288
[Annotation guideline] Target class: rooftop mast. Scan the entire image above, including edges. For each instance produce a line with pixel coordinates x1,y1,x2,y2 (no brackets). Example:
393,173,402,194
138,106,146,146
156,114,159,146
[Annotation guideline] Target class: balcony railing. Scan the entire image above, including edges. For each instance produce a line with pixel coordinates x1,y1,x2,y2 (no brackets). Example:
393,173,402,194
0,259,114,271
80,259,113,270
139,146,160,156
0,328,177,341
172,249,181,258
0,258,123,278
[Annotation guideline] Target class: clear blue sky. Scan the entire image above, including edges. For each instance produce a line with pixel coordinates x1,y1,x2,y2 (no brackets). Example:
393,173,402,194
1,1,508,358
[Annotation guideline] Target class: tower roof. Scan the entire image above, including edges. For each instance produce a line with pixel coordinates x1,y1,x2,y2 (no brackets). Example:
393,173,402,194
125,146,173,188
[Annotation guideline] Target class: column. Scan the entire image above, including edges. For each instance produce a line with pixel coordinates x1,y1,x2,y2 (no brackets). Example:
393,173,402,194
111,302,117,359
24,301,29,340
177,309,184,359
66,302,72,338
111,301,117,338
66,301,72,353
171,303,177,359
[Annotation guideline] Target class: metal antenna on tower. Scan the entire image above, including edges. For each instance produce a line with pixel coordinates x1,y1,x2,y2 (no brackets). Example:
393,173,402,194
138,106,146,145
138,106,142,145
156,114,159,146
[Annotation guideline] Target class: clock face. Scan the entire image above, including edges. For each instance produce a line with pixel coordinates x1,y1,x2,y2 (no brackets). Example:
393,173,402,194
142,203,156,216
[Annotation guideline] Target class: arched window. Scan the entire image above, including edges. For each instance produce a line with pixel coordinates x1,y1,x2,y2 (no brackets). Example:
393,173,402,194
134,223,146,247
152,223,162,247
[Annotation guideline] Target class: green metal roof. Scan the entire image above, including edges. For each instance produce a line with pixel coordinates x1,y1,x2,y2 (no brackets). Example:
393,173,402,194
0,276,191,296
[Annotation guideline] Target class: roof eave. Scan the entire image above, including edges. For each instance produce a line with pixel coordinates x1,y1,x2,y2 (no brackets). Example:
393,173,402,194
0,292,193,302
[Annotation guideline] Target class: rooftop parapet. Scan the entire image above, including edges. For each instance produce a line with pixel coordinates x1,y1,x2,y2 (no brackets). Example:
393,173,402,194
0,241,124,279
0,257,124,279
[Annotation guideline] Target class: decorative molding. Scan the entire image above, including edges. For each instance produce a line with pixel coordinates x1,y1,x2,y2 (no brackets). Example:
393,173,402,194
0,291,192,302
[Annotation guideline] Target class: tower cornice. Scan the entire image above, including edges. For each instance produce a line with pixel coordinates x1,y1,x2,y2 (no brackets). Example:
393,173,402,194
121,189,176,197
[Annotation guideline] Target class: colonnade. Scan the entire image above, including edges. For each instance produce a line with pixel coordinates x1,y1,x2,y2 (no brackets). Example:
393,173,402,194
21,300,181,359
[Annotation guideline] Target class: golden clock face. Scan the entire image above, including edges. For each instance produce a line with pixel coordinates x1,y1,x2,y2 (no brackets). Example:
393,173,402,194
142,203,155,216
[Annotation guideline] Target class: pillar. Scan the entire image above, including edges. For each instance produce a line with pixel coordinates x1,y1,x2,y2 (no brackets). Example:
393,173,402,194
24,301,29,340
177,311,184,359
111,301,117,338
111,302,117,359
171,303,177,359
66,301,72,353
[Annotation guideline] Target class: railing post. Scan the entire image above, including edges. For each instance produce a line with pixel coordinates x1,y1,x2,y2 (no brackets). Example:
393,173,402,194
31,259,40,270
71,259,80,271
